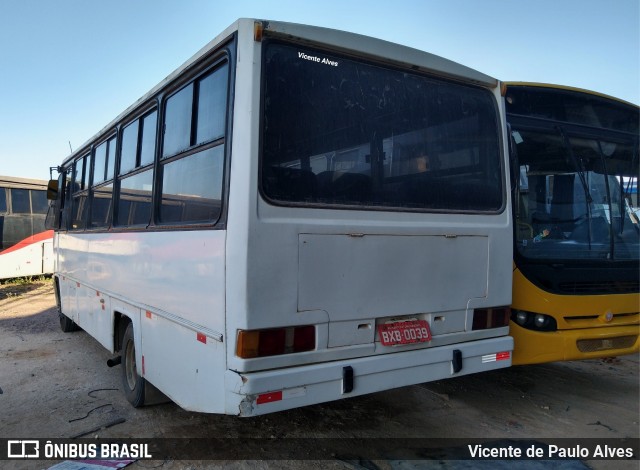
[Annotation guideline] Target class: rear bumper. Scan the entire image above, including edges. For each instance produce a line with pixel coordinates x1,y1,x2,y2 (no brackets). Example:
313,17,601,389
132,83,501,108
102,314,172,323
224,336,513,416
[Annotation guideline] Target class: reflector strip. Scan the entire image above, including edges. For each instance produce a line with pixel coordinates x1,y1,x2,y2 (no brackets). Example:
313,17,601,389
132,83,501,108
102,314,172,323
257,391,282,405
496,351,511,361
197,332,207,344
482,351,511,363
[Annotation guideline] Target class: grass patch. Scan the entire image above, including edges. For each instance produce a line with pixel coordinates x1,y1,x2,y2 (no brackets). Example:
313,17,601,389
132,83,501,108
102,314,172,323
0,276,52,300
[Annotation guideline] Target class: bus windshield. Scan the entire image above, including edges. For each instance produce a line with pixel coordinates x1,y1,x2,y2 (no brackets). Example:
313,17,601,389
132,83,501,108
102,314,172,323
261,41,503,212
514,128,640,261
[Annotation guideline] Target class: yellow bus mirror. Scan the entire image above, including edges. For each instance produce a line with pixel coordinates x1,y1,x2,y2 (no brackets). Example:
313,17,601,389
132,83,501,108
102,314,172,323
47,179,58,200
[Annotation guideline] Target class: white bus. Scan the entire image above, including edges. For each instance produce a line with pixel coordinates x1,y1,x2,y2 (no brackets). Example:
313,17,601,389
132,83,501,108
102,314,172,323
0,175,53,280
47,19,513,416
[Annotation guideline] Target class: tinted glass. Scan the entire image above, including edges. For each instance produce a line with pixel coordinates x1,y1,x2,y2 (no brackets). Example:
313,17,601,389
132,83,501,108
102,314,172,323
262,42,503,212
505,86,639,134
90,183,113,228
93,142,107,184
61,172,72,230
74,156,86,191
0,189,7,213
117,169,153,226
106,137,116,180
120,120,139,174
163,84,193,157
31,190,49,214
160,146,224,223
196,64,228,145
140,111,157,166
72,193,87,229
11,189,31,213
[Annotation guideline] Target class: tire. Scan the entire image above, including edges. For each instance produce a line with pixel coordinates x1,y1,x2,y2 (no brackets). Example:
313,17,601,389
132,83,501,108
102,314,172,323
59,312,80,333
121,322,146,407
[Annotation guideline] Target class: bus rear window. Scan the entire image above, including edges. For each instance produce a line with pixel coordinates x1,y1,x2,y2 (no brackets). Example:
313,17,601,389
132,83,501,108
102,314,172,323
261,42,503,212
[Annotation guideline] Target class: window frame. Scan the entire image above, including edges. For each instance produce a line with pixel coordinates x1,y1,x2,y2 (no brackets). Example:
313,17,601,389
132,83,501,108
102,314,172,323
114,106,159,228
70,153,90,230
87,133,118,230
155,56,231,228
9,188,32,214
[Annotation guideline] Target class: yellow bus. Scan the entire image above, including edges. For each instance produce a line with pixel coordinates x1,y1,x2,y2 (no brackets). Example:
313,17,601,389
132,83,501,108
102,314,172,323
504,83,639,365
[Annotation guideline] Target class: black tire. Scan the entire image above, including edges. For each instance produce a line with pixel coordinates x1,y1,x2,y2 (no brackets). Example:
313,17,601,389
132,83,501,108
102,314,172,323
122,322,146,407
59,312,80,333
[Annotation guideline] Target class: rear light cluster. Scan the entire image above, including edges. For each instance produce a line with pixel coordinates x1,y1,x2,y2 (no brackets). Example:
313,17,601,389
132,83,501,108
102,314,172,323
472,307,511,330
236,326,315,358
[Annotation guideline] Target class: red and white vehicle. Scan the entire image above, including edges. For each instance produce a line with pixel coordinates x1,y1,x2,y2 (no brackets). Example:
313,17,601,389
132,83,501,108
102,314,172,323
0,176,53,280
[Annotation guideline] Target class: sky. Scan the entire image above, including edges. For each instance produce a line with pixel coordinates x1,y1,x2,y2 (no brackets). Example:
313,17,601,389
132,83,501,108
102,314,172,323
1,0,638,181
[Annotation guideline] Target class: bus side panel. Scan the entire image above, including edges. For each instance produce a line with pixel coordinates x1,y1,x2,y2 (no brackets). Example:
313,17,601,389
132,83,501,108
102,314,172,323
58,275,80,326
57,231,226,338
140,312,226,413
77,286,113,351
56,230,227,411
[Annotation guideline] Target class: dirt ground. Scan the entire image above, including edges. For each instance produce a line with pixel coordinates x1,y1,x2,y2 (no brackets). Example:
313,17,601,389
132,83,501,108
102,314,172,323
0,279,638,470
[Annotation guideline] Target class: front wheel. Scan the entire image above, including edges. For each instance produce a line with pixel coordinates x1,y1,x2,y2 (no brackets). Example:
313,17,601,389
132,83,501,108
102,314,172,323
121,322,146,407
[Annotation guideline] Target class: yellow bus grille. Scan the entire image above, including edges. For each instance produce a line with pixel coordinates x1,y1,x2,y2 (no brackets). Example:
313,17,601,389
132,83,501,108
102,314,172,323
558,280,639,294
576,336,637,353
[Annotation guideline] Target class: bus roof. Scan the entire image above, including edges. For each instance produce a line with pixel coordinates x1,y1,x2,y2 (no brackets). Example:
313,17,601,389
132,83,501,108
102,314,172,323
503,81,639,109
61,18,498,168
504,81,639,136
0,175,48,190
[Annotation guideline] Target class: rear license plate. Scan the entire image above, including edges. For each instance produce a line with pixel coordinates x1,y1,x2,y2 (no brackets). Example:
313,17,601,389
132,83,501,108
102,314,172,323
378,319,432,346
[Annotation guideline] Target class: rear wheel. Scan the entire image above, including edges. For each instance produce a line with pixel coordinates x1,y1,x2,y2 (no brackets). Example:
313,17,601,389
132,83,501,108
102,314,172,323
122,322,145,407
59,312,80,333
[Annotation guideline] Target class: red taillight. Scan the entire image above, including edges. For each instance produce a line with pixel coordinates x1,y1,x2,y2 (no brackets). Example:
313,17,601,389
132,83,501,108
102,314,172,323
236,325,316,358
259,328,286,356
472,307,511,330
293,325,315,352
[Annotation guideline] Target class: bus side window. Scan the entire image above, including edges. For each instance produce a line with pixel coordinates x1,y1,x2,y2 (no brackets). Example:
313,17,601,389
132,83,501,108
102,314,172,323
11,189,31,214
159,62,228,225
0,188,7,214
32,190,48,214
71,155,89,230
61,171,73,230
115,109,157,228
